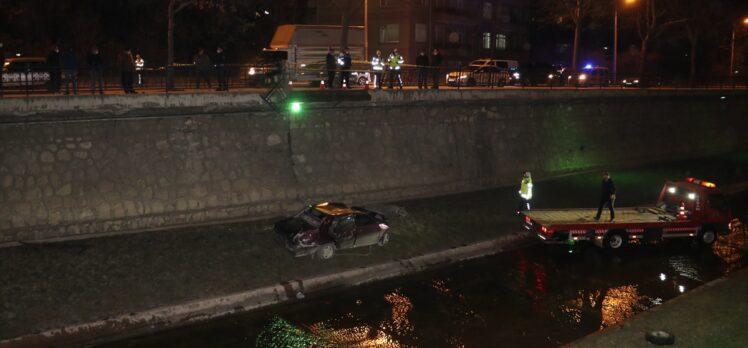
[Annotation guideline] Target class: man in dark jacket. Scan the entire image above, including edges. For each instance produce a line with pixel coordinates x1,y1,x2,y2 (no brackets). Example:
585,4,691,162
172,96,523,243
430,48,442,89
338,47,352,88
46,45,61,92
87,46,104,95
60,47,78,95
215,46,228,91
416,50,429,89
325,47,336,88
594,172,616,222
117,48,136,93
193,48,212,89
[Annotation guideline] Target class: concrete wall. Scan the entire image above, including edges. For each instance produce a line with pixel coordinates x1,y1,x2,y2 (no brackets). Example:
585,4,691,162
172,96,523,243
1,90,746,243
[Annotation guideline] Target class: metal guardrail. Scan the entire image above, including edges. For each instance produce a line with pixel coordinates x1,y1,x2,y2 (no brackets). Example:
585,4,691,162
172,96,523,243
2,63,748,97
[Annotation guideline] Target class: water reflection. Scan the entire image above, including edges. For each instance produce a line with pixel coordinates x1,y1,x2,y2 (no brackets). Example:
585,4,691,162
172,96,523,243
249,220,748,348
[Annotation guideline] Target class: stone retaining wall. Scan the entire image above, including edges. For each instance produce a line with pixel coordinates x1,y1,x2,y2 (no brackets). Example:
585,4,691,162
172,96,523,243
1,90,746,243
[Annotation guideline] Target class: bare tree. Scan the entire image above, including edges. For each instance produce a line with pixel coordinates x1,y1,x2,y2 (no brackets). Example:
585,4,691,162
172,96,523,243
329,0,364,50
670,0,721,85
634,0,686,81
541,0,605,72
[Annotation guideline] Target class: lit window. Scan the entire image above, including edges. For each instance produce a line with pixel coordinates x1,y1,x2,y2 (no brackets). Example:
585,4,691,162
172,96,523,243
495,34,507,50
483,2,493,19
482,32,491,49
379,24,400,43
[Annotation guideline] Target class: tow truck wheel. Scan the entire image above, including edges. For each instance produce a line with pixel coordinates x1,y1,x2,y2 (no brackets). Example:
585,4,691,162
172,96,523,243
697,228,717,246
377,232,390,247
316,243,335,260
357,77,368,86
604,231,626,250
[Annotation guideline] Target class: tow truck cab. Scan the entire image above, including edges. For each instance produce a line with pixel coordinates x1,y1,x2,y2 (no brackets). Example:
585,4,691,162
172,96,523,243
656,177,732,233
523,177,732,249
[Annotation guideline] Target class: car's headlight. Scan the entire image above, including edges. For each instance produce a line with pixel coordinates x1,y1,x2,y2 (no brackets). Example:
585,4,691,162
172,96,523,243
634,79,639,83
248,67,256,75
578,74,587,81
623,79,628,83
548,74,554,79
513,72,520,79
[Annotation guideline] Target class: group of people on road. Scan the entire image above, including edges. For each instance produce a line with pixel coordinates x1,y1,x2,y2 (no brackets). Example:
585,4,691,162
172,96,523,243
192,47,229,91
324,47,443,90
39,45,229,95
517,171,617,222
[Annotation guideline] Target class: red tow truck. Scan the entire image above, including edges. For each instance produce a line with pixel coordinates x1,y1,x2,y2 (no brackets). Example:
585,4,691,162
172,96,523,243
523,178,733,249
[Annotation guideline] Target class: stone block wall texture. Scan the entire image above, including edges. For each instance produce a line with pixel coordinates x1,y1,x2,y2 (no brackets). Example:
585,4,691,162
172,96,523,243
1,91,747,242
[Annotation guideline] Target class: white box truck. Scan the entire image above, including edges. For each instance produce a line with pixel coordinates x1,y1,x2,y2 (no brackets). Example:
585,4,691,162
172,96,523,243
265,24,366,85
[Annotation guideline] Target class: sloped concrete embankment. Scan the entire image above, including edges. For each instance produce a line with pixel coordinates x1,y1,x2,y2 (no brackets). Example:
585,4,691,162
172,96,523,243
1,90,746,243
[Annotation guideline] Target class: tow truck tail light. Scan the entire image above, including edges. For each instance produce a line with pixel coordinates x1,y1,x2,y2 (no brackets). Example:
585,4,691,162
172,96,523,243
525,216,532,224
540,226,553,235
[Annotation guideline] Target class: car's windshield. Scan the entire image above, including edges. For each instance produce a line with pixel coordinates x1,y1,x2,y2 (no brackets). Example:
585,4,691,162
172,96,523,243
295,206,325,227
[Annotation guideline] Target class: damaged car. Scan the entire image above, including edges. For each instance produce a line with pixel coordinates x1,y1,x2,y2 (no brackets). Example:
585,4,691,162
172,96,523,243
273,202,390,260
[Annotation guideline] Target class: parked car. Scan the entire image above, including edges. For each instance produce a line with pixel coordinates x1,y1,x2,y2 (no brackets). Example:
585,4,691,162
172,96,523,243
621,77,640,87
575,66,611,86
2,57,50,88
446,59,517,87
519,62,561,86
240,50,287,87
273,202,390,260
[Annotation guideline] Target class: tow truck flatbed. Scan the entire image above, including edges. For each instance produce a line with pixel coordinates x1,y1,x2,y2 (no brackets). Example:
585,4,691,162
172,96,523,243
522,178,732,249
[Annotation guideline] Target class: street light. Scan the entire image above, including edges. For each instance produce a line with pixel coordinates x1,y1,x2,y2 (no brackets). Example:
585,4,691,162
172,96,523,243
614,0,637,84
729,17,748,79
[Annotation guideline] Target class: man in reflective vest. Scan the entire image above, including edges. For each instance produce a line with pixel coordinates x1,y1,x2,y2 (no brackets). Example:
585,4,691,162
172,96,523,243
387,48,404,89
134,54,145,86
371,50,385,89
517,171,533,214
337,47,352,88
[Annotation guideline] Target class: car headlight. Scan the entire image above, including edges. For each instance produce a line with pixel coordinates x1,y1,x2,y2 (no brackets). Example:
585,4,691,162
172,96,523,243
623,79,628,83
634,79,639,83
513,72,520,79
578,74,587,81
548,74,554,79
248,67,256,75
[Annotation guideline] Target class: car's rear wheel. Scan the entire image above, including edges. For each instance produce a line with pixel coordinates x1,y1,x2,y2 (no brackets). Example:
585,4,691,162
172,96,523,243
357,76,368,86
377,232,390,247
697,228,717,246
316,243,335,260
604,231,627,250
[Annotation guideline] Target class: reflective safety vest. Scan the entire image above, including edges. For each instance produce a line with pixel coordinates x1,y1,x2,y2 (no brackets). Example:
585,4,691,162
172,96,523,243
388,53,404,70
135,58,145,71
371,55,385,71
520,177,533,200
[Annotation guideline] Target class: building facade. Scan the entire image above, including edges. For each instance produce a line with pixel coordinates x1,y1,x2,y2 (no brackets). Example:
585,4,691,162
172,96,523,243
311,0,530,67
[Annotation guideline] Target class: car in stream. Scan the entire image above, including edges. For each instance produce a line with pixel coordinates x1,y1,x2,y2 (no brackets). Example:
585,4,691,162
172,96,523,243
2,57,50,88
273,202,390,259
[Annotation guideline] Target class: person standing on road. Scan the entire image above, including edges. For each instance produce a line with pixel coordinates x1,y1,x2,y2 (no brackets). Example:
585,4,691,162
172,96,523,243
134,54,145,87
215,46,228,91
117,48,136,94
416,50,429,89
371,50,385,89
193,48,212,89
338,47,352,89
517,171,533,214
60,47,79,95
594,172,616,222
387,48,404,90
87,46,104,95
430,48,442,89
46,45,61,93
325,47,336,88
